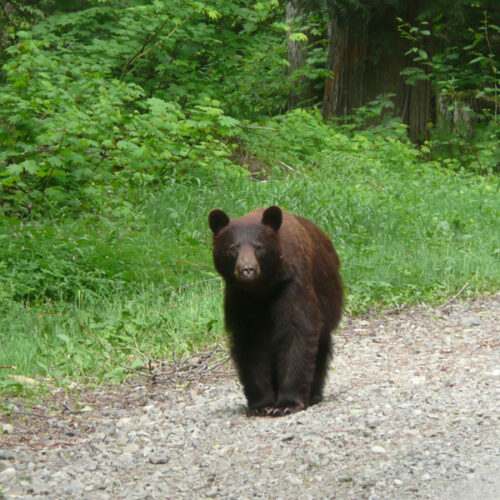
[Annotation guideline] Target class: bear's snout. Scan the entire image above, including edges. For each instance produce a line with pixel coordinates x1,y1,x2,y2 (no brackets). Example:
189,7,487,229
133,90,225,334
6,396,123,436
235,245,260,281
236,264,259,280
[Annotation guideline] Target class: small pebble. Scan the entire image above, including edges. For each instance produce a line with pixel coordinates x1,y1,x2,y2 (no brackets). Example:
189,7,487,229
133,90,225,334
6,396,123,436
460,315,480,328
0,467,16,482
149,454,169,465
0,424,14,434
0,450,15,460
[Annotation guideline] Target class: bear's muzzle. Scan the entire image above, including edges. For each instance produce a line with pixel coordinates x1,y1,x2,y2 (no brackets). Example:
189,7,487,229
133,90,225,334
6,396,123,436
235,245,260,281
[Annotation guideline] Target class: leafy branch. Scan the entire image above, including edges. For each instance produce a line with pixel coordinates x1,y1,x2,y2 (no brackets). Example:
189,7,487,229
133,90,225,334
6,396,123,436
120,14,191,81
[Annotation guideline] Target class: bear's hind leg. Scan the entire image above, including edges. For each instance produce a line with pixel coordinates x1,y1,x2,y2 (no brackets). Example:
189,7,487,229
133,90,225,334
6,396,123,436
268,287,323,416
310,335,332,405
273,324,320,414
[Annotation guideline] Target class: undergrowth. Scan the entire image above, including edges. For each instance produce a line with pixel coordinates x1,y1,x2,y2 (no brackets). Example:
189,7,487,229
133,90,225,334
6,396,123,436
1,111,499,396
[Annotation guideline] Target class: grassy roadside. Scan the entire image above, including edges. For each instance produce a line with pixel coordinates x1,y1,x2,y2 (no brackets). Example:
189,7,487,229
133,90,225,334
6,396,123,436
1,123,499,396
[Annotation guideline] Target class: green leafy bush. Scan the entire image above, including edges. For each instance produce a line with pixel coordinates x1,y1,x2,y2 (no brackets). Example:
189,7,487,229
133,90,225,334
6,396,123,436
0,0,285,216
399,12,500,173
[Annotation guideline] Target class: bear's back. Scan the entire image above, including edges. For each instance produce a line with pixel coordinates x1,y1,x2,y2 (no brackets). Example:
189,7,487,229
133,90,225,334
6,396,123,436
284,212,343,330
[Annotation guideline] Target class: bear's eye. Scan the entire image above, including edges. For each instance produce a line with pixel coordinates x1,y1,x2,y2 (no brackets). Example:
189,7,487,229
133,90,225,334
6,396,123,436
254,243,264,254
228,243,240,256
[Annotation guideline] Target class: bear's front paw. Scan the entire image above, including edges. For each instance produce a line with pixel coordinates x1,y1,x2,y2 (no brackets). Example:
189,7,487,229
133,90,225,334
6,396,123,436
246,406,275,417
273,395,307,417
246,404,305,417
270,403,306,417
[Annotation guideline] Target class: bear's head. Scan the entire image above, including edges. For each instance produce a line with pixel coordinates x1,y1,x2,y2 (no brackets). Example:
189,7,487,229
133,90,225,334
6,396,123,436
208,206,283,288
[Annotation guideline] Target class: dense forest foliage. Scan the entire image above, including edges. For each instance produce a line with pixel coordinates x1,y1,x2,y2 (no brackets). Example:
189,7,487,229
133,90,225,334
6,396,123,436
1,0,499,214
0,0,499,386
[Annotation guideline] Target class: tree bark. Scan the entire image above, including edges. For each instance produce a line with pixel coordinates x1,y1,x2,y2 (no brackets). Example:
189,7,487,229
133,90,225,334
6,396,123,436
286,2,311,109
436,92,474,136
321,4,433,141
401,76,432,141
322,18,366,118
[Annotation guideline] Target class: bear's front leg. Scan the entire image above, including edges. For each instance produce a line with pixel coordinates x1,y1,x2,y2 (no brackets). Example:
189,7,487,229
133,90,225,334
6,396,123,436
231,342,275,417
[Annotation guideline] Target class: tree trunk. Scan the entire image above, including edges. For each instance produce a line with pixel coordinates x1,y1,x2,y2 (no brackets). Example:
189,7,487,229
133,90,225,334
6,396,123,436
321,5,433,141
286,2,311,109
401,77,432,141
322,18,366,118
436,92,474,136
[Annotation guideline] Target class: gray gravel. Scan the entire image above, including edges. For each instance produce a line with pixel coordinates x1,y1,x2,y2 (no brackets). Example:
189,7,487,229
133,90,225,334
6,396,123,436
1,294,499,499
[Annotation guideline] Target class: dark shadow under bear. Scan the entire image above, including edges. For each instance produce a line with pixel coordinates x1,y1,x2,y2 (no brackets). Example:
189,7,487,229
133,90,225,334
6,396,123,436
208,206,343,417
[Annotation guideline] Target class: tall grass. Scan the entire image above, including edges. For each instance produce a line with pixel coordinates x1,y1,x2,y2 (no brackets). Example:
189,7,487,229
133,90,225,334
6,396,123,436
1,115,499,391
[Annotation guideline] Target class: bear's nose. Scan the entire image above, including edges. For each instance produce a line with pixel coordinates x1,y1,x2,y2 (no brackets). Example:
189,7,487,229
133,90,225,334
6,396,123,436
241,265,256,278
235,263,259,281
235,245,260,281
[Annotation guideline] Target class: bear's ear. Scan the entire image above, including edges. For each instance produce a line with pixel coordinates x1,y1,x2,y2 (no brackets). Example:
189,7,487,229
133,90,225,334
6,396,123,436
208,209,230,235
262,206,282,231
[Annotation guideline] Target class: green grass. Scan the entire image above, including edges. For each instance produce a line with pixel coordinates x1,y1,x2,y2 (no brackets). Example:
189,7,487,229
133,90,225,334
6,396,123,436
1,119,499,393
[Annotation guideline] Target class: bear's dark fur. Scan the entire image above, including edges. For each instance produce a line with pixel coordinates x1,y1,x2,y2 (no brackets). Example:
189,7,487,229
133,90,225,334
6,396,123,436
208,206,343,417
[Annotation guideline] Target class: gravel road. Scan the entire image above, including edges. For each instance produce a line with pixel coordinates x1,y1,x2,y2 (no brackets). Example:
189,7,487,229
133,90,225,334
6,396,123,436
1,294,499,499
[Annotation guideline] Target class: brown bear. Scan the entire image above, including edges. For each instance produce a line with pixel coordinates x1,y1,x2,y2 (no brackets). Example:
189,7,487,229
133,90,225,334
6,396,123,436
208,206,343,417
